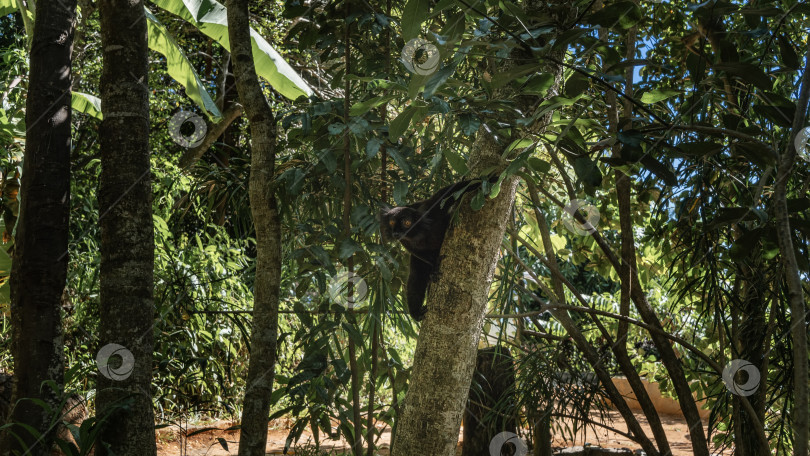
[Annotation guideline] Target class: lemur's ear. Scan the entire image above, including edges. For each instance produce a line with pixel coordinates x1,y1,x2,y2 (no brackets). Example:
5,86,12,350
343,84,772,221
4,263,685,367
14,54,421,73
377,208,390,225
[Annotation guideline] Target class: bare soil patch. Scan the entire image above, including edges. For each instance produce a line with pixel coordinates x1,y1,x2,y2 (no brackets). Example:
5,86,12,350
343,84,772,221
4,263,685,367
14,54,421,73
156,410,729,456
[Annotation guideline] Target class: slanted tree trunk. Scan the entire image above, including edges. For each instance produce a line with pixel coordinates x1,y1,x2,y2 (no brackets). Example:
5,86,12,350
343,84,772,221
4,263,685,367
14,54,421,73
96,0,157,454
0,0,75,451
226,0,283,455
391,128,521,455
605,10,672,455
391,3,563,452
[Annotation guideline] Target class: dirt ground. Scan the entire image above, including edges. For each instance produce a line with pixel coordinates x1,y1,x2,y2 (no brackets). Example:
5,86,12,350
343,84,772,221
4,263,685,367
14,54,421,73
155,410,731,455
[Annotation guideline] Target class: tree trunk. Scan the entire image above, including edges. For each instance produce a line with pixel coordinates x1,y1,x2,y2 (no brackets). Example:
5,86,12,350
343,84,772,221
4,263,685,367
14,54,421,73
607,12,672,455
226,1,283,455
0,0,74,452
391,2,563,451
774,42,810,456
735,272,768,456
390,126,521,454
462,346,517,456
95,0,157,454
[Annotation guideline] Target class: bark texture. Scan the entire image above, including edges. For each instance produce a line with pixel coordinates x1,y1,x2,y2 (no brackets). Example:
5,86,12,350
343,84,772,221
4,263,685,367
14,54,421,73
391,128,520,454
225,1,283,455
0,0,74,452
96,0,157,454
391,2,564,452
178,103,244,169
774,42,810,456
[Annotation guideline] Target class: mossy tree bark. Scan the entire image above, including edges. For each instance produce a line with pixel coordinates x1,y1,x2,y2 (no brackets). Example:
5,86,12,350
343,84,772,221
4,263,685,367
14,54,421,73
226,0,283,455
0,0,75,452
95,0,157,454
390,128,521,455
390,1,565,451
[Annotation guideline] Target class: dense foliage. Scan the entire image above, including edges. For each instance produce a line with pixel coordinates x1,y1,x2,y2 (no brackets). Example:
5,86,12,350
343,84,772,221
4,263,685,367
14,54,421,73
1,0,808,453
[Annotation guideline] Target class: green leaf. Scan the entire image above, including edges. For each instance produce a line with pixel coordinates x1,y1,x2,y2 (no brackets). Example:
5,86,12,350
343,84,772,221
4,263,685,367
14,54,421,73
675,141,723,157
753,96,795,127
438,11,466,44
573,157,602,187
732,141,776,166
498,0,523,18
552,28,588,50
423,65,456,98
386,148,412,175
318,148,337,173
708,207,756,230
563,72,589,97
469,191,485,211
753,105,793,127
0,0,15,15
338,239,362,259
713,63,772,91
350,95,396,117
393,182,409,205
150,0,312,101
457,113,480,136
777,35,800,70
401,0,430,41
762,239,780,260
586,1,642,30
505,139,534,154
407,72,429,99
443,148,469,174
528,157,551,173
71,92,102,120
0,245,10,277
492,63,544,89
365,138,384,158
523,73,555,96
348,117,370,134
389,106,417,139
0,282,9,310
640,88,681,104
145,10,221,119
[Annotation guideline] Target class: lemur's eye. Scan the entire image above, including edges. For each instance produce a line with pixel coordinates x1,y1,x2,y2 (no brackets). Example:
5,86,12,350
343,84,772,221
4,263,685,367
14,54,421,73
389,220,396,227
403,219,412,228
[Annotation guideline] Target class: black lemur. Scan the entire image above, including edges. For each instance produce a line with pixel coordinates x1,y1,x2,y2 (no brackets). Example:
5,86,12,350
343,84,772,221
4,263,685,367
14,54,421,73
380,177,490,321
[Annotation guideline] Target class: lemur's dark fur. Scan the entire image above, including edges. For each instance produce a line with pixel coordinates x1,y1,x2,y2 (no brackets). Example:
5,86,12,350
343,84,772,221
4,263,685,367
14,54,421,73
380,179,486,321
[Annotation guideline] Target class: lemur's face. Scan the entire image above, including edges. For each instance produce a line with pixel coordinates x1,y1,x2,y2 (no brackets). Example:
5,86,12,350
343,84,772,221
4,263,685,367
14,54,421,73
380,207,431,243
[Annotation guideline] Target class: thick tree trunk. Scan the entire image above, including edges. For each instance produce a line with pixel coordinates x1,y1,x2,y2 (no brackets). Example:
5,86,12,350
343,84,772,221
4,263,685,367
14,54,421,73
96,0,157,454
226,1,283,455
0,0,74,452
390,128,521,455
392,2,563,451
